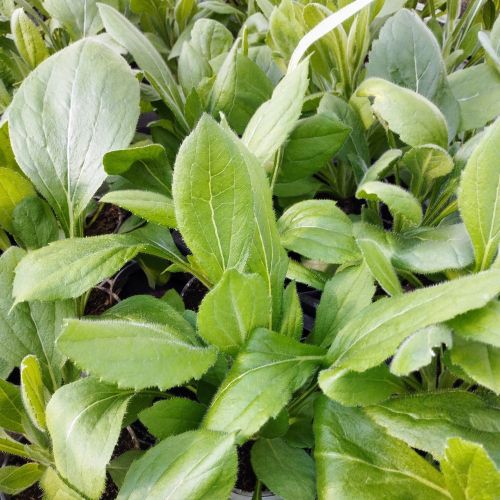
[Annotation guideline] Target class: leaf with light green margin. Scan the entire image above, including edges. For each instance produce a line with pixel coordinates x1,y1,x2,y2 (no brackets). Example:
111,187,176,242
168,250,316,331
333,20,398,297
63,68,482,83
118,430,237,500
20,355,47,431
12,197,59,250
139,398,206,440
13,233,145,303
400,145,454,199
44,0,117,38
450,337,500,394
0,122,19,172
103,143,172,196
309,263,374,349
0,430,47,461
242,59,309,167
0,248,75,389
458,118,500,270
449,64,500,132
101,190,176,228
210,46,273,134
278,199,360,265
448,301,500,347
98,3,188,132
203,328,325,438
11,8,48,68
8,38,139,237
357,78,448,148
366,391,500,466
279,281,302,340
390,325,453,376
442,438,500,499
198,269,270,354
0,167,35,233
354,223,402,296
40,467,85,500
287,259,327,291
314,397,450,500
325,268,500,371
0,378,26,433
173,114,254,284
278,112,351,182
0,463,44,495
357,148,402,187
59,316,217,391
357,181,423,230
46,377,133,499
251,438,315,500
320,365,406,407
366,8,459,138
390,224,474,274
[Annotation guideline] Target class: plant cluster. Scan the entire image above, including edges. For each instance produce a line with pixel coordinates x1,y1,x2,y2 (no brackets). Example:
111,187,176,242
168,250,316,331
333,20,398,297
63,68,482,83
0,0,500,498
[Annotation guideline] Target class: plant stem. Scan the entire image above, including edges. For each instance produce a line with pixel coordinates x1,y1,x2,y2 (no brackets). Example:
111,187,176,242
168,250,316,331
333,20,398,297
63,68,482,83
252,480,263,500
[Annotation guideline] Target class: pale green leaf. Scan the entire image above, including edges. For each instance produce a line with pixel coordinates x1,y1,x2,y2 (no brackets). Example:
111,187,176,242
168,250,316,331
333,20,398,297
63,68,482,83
198,269,270,354
46,377,132,499
279,281,303,340
357,148,402,186
0,463,43,495
11,8,48,68
20,355,47,431
286,259,327,291
40,467,85,500
117,430,237,500
203,329,325,437
0,378,26,433
173,114,254,284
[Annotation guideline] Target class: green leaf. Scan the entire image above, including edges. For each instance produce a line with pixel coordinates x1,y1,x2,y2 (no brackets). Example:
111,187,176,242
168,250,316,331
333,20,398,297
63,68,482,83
103,143,172,196
210,47,273,134
13,233,145,302
198,269,270,354
242,59,309,166
173,114,254,284
46,377,132,499
450,337,500,394
98,3,187,132
367,391,500,466
20,355,47,431
357,148,402,186
118,430,237,500
40,467,85,500
279,281,303,340
357,181,423,229
0,378,26,433
326,269,500,372
59,314,217,391
0,247,75,388
0,463,43,495
139,398,206,440
8,39,139,236
355,223,402,296
278,112,351,182
0,167,35,233
357,78,448,148
203,328,325,437
449,301,500,347
101,190,176,227
320,365,406,406
458,118,500,270
0,122,18,172
278,200,360,264
11,197,59,250
449,63,500,132
11,8,48,68
441,438,500,500
310,264,374,348
367,9,459,136
251,438,315,500
108,450,144,490
287,259,327,291
314,397,449,499
390,325,453,376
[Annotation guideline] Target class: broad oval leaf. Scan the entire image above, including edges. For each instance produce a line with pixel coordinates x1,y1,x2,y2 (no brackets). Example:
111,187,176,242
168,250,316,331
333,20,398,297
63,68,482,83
326,269,500,372
278,200,360,264
458,117,500,270
46,377,132,499
357,77,448,148
118,430,237,500
8,38,139,236
173,114,254,283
